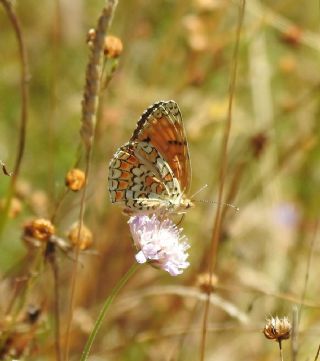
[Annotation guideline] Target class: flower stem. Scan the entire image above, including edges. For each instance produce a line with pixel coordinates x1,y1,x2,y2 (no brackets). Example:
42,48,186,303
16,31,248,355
278,340,284,361
80,263,139,361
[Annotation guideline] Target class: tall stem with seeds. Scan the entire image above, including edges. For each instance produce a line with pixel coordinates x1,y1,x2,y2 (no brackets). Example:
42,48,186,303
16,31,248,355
63,1,118,360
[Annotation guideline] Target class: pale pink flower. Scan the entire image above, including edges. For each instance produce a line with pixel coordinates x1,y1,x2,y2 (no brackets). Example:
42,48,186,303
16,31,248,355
128,215,190,276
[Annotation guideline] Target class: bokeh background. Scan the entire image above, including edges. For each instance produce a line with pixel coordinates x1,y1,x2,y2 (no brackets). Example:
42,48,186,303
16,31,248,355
0,0,320,360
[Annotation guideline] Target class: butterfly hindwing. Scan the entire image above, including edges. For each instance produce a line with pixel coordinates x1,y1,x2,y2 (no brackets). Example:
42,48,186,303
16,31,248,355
108,141,181,212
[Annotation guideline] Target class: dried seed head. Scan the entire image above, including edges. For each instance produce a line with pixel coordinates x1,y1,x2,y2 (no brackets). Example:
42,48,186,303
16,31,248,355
263,316,292,341
281,26,302,46
30,190,49,216
194,0,222,12
278,55,297,74
250,132,268,159
15,180,32,200
0,197,22,218
67,223,93,250
86,28,96,49
65,169,86,192
25,304,42,324
183,15,208,52
196,272,218,293
23,218,55,242
104,35,123,58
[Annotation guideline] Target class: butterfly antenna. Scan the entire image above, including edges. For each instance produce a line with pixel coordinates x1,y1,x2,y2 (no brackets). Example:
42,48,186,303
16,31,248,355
190,184,208,200
196,199,240,212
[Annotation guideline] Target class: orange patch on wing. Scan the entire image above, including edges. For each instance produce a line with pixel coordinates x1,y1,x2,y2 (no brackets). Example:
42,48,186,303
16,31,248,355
156,184,164,194
120,171,131,180
127,155,138,164
120,161,133,171
145,176,154,186
118,180,129,190
115,191,124,201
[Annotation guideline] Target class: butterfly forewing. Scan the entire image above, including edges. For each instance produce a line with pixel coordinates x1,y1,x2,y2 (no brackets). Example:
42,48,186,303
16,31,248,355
130,100,191,193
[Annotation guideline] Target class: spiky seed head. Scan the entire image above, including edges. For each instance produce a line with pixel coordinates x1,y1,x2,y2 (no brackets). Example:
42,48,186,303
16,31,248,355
263,316,292,342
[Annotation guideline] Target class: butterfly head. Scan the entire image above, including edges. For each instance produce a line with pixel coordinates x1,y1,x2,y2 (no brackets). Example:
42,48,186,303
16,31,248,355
182,197,194,210
170,195,194,214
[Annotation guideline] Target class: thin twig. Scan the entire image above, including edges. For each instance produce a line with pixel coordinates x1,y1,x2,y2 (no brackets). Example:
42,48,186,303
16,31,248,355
314,343,320,361
291,306,298,361
0,0,29,235
46,242,62,361
293,220,320,361
199,2,246,360
298,220,319,319
47,0,62,198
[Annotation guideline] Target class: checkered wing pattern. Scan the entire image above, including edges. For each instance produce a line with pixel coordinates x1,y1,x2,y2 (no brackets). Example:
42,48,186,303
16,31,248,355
108,100,192,214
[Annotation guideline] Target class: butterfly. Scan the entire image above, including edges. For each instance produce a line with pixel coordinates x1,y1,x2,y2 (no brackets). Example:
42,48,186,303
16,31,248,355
108,100,193,215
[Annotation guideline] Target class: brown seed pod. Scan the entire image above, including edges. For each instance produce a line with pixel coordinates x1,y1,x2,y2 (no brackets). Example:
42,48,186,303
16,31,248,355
250,132,268,159
103,35,123,58
23,219,55,243
196,272,218,294
281,25,302,47
65,169,86,192
67,223,93,250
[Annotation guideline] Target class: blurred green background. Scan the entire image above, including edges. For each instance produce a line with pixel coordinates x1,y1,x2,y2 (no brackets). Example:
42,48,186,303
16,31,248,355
0,0,320,360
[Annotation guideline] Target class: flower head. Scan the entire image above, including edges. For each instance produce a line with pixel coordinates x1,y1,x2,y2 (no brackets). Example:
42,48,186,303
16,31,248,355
263,316,292,342
128,215,190,276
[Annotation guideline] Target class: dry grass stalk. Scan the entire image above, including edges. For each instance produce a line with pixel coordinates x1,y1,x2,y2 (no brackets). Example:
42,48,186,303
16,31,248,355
200,1,246,360
0,0,29,236
80,1,117,150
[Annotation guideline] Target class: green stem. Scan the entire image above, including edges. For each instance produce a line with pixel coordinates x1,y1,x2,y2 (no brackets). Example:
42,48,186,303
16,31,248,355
80,263,139,361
